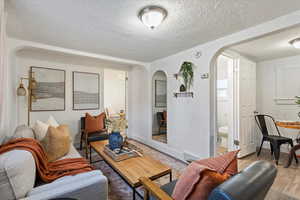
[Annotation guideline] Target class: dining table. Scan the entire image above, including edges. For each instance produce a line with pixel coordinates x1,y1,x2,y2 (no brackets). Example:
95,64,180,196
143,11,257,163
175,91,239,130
276,120,300,167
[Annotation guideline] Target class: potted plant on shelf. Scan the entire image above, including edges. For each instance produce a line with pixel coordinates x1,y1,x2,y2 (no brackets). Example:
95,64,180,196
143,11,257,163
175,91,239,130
179,61,194,91
106,114,128,151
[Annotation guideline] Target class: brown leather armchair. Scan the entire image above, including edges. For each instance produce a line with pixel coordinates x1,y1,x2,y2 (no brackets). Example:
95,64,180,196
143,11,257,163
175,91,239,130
80,115,108,160
157,111,167,134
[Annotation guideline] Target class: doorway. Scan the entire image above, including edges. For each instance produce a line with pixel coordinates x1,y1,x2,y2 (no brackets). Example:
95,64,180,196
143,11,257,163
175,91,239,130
216,54,234,155
215,52,257,157
103,69,127,117
152,70,167,144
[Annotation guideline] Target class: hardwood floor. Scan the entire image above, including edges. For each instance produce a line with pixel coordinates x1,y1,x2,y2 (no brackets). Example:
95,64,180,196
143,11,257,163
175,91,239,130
152,134,167,143
239,149,300,200
79,140,300,200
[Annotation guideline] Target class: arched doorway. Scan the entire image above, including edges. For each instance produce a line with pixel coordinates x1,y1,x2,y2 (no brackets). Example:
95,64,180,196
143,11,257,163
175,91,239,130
152,70,168,144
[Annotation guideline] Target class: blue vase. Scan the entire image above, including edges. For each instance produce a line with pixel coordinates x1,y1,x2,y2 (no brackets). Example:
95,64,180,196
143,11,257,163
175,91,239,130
109,132,123,150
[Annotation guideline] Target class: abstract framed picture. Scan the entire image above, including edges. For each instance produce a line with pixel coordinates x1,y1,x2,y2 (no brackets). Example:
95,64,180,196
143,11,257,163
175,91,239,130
155,80,167,107
73,71,100,110
30,67,66,111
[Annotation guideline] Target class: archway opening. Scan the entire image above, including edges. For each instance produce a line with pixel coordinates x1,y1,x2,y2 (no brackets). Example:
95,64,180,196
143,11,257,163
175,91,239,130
152,70,168,144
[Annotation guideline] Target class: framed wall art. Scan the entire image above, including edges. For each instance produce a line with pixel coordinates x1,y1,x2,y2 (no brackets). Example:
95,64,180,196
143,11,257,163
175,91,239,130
73,71,100,110
30,67,66,111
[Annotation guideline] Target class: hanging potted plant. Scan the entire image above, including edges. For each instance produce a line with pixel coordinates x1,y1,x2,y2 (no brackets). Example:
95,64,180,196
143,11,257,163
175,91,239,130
179,61,194,91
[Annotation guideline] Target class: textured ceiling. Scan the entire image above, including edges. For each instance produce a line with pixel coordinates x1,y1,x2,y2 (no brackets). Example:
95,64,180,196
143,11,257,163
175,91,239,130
7,0,300,62
230,25,300,62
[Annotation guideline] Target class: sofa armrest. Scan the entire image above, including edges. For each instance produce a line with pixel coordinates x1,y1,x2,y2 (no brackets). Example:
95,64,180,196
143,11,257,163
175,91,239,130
139,177,173,200
26,170,108,200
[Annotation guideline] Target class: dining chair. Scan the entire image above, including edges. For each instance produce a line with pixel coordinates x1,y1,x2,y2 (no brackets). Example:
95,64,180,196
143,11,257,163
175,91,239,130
255,114,298,165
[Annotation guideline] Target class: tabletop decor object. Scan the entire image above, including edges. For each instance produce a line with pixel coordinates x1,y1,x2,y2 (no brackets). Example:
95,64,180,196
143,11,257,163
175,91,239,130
103,144,140,162
106,114,128,150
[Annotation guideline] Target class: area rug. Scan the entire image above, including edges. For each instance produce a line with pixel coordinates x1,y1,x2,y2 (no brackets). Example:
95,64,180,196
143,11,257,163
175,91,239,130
77,139,300,200
77,139,187,200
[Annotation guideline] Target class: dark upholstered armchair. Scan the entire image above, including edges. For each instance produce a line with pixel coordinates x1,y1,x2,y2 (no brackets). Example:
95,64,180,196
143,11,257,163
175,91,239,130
157,111,167,134
80,116,108,160
140,161,277,200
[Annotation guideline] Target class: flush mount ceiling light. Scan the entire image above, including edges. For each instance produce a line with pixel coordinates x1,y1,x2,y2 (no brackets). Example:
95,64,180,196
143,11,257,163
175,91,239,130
138,6,167,29
289,38,300,49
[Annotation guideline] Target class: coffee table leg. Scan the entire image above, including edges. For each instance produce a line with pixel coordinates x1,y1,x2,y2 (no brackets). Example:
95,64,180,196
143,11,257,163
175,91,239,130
133,188,136,200
170,171,172,182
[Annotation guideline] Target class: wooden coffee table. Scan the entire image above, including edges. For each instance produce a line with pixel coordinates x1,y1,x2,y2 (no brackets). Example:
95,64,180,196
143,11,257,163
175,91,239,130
90,140,172,200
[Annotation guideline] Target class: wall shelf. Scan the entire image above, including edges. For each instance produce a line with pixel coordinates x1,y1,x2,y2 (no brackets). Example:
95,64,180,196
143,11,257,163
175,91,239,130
173,92,194,98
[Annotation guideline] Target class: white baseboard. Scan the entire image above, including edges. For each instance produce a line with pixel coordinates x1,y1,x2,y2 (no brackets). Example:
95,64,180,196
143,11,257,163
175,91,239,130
129,135,186,162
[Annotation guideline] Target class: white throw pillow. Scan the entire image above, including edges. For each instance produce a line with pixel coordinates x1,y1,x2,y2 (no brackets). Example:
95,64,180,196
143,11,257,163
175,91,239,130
33,116,60,141
33,120,49,141
47,115,59,128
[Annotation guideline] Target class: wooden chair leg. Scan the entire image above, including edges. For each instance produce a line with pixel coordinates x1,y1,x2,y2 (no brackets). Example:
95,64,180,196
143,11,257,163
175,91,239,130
144,188,149,200
285,144,300,168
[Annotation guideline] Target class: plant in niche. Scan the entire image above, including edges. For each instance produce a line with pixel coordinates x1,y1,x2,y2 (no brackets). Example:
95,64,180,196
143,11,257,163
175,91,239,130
179,61,194,91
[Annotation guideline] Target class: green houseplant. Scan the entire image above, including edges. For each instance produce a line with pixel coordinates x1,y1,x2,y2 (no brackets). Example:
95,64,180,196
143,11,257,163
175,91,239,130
179,61,194,91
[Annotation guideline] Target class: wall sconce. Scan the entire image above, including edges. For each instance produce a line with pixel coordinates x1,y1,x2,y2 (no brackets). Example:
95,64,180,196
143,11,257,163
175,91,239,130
17,71,38,125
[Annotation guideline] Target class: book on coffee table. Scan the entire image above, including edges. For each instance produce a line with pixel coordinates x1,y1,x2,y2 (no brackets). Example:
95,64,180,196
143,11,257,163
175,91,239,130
103,145,140,162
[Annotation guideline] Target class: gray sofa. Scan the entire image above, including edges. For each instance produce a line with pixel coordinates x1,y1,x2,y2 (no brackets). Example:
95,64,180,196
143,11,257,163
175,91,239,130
0,125,108,200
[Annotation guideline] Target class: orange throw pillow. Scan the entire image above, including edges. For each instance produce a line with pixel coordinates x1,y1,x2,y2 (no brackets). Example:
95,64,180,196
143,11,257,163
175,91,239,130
189,170,230,200
85,113,105,133
41,125,71,162
172,151,239,200
172,162,230,200
194,150,239,175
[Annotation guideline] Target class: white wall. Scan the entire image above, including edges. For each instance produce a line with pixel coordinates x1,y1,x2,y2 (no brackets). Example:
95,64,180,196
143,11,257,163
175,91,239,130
127,66,150,140
104,69,126,114
152,71,167,134
129,11,300,161
257,54,300,151
5,38,145,141
5,11,300,160
15,50,131,142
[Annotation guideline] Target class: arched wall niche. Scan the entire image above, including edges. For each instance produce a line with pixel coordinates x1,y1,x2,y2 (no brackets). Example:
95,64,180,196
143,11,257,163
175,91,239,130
151,70,168,144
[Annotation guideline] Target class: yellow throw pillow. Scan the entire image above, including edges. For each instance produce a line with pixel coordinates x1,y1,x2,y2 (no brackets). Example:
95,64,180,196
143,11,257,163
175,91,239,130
41,125,71,162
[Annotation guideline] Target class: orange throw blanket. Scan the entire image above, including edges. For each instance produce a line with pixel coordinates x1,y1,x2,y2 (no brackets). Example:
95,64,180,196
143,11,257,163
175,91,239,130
0,138,93,183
